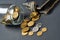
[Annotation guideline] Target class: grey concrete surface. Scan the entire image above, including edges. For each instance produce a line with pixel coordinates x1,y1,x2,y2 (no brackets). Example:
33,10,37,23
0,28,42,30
0,0,60,40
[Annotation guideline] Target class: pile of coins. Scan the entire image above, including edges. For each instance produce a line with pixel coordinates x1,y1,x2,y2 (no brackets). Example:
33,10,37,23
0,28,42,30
20,11,48,36
2,6,20,24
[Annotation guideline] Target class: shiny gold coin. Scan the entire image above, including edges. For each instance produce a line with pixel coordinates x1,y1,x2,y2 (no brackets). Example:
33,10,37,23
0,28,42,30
21,22,27,29
28,21,34,27
24,18,30,22
41,27,47,32
22,27,29,32
30,12,38,18
14,6,20,12
12,12,18,19
32,15,40,21
37,31,43,36
22,31,28,36
28,31,34,36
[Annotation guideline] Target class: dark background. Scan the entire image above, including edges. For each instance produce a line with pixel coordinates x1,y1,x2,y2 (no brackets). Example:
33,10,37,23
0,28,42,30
0,0,60,40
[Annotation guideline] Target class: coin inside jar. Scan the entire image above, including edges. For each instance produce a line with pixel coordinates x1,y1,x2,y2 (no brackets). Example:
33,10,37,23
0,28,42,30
4,13,12,22
41,27,47,32
22,27,29,32
30,12,38,18
20,22,27,29
28,21,34,27
28,31,34,36
32,15,40,21
14,6,20,12
12,12,19,19
37,31,43,36
22,31,28,36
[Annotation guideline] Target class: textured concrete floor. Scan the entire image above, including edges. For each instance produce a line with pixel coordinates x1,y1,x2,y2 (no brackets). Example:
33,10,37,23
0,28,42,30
0,0,60,40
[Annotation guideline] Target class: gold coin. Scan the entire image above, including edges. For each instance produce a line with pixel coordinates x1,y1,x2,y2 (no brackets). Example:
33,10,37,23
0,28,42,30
22,31,28,36
12,12,18,19
14,6,20,12
28,31,34,36
30,12,38,18
32,15,40,21
37,31,43,36
24,18,30,22
22,27,29,32
41,27,47,32
28,21,34,27
21,22,27,29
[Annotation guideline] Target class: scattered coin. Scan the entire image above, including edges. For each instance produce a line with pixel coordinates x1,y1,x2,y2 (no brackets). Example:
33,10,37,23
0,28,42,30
22,27,29,32
32,15,40,21
21,22,27,29
24,18,30,22
28,21,34,27
28,31,34,36
37,31,43,36
12,12,18,19
41,27,47,32
30,12,38,18
32,26,39,32
22,31,28,36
